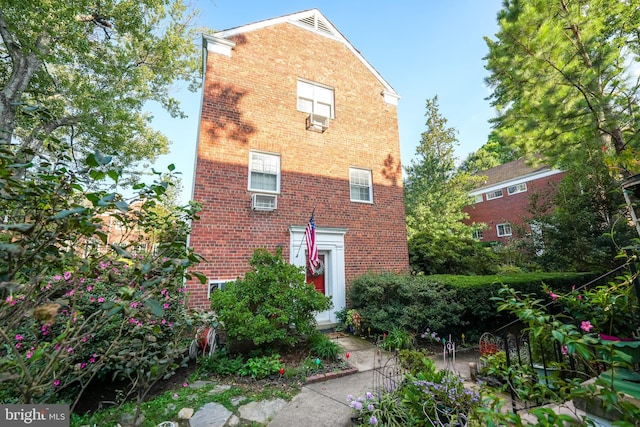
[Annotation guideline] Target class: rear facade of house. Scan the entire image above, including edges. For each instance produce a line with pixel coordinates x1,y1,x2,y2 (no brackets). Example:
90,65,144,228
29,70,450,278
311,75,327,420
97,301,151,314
463,159,565,243
187,9,409,326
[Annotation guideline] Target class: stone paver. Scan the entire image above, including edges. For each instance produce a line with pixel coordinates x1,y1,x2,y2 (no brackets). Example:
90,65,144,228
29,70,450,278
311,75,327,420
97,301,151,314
188,402,232,427
237,398,287,424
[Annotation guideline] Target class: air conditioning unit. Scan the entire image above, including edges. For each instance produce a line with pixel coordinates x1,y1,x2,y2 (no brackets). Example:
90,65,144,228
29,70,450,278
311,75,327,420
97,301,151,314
306,114,329,132
251,193,277,211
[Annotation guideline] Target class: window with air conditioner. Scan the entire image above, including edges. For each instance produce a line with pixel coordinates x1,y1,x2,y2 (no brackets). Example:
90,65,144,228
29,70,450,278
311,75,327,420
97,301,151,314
486,189,504,200
251,193,277,211
350,167,373,203
497,223,512,237
507,183,527,195
248,151,280,193
297,79,334,118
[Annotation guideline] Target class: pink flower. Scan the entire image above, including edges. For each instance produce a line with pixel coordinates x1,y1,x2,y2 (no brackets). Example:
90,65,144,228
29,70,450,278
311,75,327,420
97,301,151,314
89,297,95,303
577,295,583,300
53,379,60,387
26,349,34,359
80,362,86,369
129,301,139,308
182,382,188,387
581,321,594,332
86,285,93,292
15,334,23,341
163,303,170,309
561,345,569,356
63,271,72,281
15,342,21,349
97,297,104,303
549,291,558,301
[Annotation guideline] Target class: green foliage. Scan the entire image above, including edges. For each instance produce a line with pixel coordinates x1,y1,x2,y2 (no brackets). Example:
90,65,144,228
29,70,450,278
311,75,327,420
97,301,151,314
348,391,408,426
404,96,483,238
347,271,589,339
485,0,640,174
408,231,500,275
307,331,340,361
398,349,437,376
0,148,205,414
196,348,244,377
209,248,332,347
238,354,283,379
458,132,521,174
0,0,201,175
380,327,415,351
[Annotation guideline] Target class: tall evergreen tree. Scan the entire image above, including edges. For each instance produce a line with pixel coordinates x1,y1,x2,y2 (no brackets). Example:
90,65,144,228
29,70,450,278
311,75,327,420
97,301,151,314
484,0,640,177
404,96,481,237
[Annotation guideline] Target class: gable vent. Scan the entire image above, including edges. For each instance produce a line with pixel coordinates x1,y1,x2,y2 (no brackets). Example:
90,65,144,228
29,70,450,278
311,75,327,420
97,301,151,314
296,13,336,37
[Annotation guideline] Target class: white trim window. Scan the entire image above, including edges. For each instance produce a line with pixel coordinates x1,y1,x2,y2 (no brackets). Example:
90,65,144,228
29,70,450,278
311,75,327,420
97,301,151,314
497,223,513,237
486,189,504,200
297,79,334,118
472,230,483,240
507,183,527,195
248,151,280,193
208,280,231,299
350,168,373,203
473,194,483,203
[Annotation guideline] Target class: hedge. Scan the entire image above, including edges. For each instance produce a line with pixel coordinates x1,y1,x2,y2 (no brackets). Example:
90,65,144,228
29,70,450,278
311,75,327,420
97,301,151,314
347,271,596,342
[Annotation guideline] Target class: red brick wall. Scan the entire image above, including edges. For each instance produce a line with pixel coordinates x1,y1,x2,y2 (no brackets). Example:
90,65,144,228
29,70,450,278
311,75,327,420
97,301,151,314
187,23,409,309
463,173,565,243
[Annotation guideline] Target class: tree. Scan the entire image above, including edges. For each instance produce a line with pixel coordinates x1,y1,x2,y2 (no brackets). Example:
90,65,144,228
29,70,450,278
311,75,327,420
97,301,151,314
458,130,521,174
484,0,640,177
0,0,200,173
404,96,482,237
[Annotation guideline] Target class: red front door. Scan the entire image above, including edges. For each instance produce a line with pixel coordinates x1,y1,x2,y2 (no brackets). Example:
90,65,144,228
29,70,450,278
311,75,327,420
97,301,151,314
306,254,325,294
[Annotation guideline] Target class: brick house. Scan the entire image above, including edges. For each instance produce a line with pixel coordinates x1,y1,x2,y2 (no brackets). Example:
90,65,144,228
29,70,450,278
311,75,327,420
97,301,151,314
187,9,410,325
463,159,565,244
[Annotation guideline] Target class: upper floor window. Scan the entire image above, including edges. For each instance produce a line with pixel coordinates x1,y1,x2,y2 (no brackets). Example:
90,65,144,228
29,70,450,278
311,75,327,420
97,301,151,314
472,230,483,240
507,183,527,195
297,80,334,118
350,168,373,203
497,223,512,237
249,151,280,193
486,189,504,200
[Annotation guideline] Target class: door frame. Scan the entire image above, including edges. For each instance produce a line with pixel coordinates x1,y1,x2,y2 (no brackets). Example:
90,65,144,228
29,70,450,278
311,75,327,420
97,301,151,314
289,226,346,325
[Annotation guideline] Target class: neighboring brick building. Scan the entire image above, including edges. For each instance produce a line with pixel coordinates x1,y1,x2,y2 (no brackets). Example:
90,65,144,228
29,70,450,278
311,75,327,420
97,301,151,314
187,9,410,325
463,159,565,244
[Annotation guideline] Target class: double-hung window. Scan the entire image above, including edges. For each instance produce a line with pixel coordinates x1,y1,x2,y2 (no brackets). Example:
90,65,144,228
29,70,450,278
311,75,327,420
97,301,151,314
497,223,512,237
507,183,527,195
297,80,334,118
350,168,373,203
248,151,280,193
486,189,504,200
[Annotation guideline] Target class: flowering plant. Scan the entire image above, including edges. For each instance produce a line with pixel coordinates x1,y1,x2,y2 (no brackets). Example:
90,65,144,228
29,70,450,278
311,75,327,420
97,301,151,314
413,371,481,420
546,276,640,340
347,391,407,426
345,309,362,332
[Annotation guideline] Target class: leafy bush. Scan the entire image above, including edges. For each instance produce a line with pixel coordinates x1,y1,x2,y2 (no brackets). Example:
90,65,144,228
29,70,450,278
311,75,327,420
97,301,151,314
210,248,332,347
380,327,415,351
347,271,592,340
307,331,340,360
398,349,437,376
0,148,206,413
197,348,244,377
238,354,283,379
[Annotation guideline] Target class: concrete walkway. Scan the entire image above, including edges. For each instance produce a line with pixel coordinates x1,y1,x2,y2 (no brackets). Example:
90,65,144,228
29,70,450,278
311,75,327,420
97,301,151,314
266,335,479,427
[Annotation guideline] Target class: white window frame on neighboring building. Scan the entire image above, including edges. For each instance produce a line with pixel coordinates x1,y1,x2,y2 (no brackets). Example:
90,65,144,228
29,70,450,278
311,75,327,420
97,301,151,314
497,223,512,237
472,229,483,240
248,151,280,193
297,79,335,118
349,167,373,203
507,183,527,195
208,280,231,299
486,189,504,200
473,194,483,203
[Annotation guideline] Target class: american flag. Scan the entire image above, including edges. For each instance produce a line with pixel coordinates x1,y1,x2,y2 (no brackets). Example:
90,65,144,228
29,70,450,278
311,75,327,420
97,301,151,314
305,212,319,273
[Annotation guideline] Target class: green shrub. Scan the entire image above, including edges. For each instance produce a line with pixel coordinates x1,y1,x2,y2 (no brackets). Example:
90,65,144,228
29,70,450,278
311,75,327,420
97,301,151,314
347,271,592,340
307,331,340,360
398,349,437,376
197,349,244,377
210,248,332,347
380,327,415,351
238,354,283,379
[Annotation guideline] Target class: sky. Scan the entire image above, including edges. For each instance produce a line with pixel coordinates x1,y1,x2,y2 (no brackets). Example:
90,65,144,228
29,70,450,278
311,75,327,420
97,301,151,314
150,1,505,204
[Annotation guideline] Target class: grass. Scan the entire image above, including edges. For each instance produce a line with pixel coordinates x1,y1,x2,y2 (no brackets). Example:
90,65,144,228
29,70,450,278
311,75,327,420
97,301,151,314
70,378,299,427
